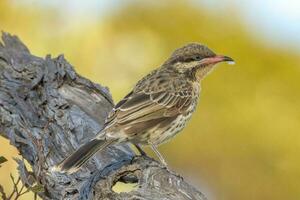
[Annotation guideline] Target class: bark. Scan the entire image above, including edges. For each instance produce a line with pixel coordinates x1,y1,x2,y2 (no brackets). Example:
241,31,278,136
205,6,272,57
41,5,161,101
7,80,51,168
0,32,207,200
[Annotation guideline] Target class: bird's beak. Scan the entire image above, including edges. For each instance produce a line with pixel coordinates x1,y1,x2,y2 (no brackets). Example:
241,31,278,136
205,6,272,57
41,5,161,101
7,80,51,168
201,55,235,65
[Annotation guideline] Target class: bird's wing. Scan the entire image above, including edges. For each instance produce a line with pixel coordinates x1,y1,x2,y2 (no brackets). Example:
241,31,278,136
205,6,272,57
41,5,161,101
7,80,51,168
104,69,195,135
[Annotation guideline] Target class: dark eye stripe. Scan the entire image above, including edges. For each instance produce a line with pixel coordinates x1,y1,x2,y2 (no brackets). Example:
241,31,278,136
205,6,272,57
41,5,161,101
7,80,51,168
184,56,203,62
168,55,204,65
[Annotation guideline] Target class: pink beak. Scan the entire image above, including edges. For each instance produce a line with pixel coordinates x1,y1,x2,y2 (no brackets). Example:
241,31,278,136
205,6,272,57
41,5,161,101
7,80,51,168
201,55,234,65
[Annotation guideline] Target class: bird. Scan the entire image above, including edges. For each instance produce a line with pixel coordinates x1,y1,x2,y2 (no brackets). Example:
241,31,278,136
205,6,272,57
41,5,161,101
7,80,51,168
54,43,234,173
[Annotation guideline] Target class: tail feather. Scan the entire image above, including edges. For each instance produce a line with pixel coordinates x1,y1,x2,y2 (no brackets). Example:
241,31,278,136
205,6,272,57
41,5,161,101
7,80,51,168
53,138,114,173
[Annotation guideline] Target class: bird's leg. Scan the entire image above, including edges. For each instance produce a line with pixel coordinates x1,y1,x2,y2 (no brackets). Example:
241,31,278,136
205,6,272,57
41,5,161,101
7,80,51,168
134,144,147,156
150,143,168,167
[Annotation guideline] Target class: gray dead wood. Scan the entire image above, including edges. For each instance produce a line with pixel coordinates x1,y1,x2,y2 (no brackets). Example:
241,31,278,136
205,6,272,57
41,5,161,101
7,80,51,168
0,32,207,200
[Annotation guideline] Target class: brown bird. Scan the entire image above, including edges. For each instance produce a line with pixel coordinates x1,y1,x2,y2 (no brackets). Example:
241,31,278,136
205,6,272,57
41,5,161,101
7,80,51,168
54,43,234,173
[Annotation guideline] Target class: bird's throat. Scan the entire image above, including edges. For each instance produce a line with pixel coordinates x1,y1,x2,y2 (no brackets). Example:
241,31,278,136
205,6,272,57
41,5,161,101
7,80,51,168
194,65,215,81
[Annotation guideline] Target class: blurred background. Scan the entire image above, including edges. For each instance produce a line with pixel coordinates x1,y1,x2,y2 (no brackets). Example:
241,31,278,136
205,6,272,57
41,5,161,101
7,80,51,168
1,0,300,199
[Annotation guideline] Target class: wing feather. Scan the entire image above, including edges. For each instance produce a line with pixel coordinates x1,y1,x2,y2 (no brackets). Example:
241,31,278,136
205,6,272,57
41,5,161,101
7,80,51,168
104,68,197,136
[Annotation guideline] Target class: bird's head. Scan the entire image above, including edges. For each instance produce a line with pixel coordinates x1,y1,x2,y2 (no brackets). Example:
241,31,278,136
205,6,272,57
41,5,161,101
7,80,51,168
163,43,234,81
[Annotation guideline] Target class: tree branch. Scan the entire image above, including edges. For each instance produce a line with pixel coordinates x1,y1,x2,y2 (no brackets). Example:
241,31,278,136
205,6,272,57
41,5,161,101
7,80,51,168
0,32,207,200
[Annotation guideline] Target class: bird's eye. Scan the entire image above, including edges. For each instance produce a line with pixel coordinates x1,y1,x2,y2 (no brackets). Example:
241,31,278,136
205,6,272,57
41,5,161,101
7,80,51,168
193,56,201,60
183,55,202,63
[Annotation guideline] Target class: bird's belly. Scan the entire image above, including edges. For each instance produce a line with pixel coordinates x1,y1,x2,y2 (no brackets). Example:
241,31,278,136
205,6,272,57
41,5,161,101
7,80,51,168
149,113,192,145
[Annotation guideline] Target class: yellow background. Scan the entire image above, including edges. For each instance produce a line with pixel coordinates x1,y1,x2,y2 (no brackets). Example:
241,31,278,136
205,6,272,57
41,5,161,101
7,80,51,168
0,1,300,200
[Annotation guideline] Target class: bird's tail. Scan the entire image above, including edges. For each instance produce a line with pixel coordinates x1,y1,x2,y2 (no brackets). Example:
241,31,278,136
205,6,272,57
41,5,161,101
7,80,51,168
53,138,115,173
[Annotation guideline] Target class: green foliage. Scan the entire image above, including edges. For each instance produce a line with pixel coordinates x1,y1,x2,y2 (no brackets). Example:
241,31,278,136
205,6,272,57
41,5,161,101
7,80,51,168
29,184,44,193
0,156,7,167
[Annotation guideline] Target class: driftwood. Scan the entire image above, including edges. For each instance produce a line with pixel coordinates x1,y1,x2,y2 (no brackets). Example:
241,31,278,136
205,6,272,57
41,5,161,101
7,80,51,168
0,32,207,200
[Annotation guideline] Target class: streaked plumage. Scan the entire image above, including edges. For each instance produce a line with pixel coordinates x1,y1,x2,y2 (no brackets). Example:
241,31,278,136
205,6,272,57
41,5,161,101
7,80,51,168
54,43,234,173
